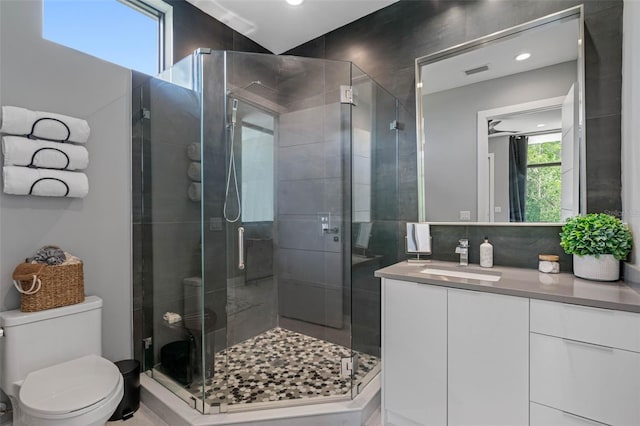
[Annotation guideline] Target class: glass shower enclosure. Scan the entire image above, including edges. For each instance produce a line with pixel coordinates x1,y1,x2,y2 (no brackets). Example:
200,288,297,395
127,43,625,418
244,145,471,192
134,49,403,413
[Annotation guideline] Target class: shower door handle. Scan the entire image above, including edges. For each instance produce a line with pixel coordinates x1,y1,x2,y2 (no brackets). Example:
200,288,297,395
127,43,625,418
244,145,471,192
238,226,245,270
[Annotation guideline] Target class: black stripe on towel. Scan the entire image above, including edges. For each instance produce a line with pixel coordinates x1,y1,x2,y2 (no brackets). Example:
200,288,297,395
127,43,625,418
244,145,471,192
29,117,71,142
29,177,70,197
28,147,70,170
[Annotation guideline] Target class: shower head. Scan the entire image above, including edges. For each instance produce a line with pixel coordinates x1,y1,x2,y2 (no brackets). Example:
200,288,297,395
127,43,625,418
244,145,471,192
227,80,276,94
227,80,281,113
243,80,276,92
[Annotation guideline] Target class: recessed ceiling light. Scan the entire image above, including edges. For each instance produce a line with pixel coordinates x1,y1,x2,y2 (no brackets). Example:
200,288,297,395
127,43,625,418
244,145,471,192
537,123,546,128
515,53,531,61
286,0,304,5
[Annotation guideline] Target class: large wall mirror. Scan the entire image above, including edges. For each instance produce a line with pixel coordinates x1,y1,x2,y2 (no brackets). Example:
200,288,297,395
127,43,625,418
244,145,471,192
416,6,585,224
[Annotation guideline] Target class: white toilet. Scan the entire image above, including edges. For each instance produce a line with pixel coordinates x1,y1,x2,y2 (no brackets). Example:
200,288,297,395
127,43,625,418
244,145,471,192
0,296,124,426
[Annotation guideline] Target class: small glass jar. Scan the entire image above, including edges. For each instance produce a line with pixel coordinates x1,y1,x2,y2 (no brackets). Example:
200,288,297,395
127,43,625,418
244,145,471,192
538,254,560,274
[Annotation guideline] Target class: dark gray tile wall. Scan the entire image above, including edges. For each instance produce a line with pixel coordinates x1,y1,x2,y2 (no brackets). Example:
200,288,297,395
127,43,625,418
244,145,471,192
131,0,624,369
430,225,572,271
287,0,623,268
166,0,270,62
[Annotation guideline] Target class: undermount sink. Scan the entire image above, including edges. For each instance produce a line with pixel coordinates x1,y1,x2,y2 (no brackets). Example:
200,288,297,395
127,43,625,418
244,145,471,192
420,267,501,282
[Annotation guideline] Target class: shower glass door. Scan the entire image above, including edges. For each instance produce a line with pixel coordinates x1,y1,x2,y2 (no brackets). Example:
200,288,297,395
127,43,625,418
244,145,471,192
134,53,211,412
350,65,397,396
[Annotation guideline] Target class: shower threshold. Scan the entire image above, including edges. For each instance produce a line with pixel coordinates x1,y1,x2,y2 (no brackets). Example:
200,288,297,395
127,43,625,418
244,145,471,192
143,369,381,426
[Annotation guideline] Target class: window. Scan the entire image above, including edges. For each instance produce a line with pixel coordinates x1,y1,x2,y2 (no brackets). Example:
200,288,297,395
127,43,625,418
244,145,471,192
43,0,172,76
240,101,276,223
525,133,562,222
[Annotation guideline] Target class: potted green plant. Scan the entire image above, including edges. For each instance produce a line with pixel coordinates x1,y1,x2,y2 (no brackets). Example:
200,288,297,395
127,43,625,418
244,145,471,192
560,213,633,281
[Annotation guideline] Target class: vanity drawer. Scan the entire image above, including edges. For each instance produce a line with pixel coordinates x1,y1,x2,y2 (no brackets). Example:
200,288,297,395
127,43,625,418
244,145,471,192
530,332,640,426
530,402,609,426
530,299,640,352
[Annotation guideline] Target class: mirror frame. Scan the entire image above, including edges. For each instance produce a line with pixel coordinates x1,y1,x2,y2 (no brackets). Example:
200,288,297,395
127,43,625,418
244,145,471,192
415,5,585,224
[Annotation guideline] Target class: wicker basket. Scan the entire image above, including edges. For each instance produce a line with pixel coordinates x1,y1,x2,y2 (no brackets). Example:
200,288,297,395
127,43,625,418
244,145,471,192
13,261,85,312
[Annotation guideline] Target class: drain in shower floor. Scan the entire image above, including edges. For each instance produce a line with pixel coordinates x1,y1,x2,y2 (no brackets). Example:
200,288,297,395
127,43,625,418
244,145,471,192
270,357,285,368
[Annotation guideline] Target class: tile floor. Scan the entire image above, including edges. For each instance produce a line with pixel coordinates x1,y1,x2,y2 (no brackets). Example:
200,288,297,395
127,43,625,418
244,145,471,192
106,403,169,426
175,327,380,406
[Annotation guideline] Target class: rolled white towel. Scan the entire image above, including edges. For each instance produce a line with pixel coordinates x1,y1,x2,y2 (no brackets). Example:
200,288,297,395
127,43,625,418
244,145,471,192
187,161,201,182
186,143,201,161
163,312,182,324
3,166,89,198
0,106,90,143
188,182,201,202
2,136,89,170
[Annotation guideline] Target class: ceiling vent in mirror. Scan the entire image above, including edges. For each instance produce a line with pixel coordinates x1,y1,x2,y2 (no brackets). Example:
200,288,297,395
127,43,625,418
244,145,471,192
464,65,489,75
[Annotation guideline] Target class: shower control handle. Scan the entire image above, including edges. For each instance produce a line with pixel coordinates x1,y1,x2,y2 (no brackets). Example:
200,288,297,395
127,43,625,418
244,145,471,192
238,227,245,270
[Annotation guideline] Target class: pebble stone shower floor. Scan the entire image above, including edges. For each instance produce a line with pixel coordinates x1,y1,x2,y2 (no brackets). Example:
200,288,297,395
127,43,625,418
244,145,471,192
185,327,379,406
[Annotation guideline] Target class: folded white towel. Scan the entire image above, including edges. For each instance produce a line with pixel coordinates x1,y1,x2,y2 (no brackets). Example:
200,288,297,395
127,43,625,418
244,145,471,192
0,106,90,143
187,162,201,182
2,136,89,170
186,143,201,161
188,182,201,202
3,166,89,198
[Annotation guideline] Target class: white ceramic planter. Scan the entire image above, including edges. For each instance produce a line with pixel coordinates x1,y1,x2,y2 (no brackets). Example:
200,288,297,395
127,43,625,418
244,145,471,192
573,254,620,281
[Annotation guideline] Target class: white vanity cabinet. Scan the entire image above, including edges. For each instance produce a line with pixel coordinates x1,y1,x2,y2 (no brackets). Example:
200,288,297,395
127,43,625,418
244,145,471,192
375,260,640,426
381,277,640,426
381,279,528,426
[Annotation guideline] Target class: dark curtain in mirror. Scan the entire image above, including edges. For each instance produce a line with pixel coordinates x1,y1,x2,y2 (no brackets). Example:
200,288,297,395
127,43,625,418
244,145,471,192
509,135,528,222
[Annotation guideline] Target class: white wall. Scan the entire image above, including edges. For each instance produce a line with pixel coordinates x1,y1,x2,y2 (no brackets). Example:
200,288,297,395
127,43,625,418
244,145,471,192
423,61,576,221
623,0,640,281
0,0,132,361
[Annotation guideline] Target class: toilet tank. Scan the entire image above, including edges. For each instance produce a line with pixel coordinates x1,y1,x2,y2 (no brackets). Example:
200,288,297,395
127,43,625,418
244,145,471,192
0,296,102,392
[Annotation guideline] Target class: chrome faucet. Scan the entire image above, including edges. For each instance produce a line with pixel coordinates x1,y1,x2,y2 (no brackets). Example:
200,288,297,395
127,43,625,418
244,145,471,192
455,239,469,266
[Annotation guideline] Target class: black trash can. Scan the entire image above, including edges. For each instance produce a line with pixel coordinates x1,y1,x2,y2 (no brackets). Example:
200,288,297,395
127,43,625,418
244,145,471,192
109,359,141,421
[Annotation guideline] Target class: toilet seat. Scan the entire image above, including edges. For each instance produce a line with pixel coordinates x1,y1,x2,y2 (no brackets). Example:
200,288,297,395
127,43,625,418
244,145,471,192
19,354,122,418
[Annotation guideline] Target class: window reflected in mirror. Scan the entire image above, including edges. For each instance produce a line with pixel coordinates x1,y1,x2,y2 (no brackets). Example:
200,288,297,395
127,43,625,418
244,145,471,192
525,133,562,222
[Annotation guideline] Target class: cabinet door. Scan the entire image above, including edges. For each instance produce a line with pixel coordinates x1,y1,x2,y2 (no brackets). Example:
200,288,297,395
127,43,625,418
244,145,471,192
448,288,529,426
382,279,447,426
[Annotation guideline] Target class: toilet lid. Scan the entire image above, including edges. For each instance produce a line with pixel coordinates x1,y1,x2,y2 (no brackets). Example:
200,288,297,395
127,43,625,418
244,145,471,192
20,354,121,416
